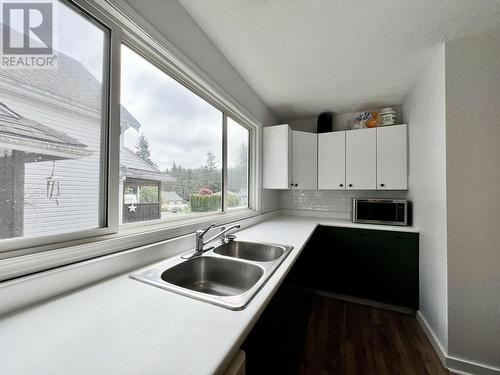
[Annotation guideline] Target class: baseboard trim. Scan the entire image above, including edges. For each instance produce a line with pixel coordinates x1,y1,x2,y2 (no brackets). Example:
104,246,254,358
416,311,447,365
316,290,415,314
447,356,500,375
416,311,500,375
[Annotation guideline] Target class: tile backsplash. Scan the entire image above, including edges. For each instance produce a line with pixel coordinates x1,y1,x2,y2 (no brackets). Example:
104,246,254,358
280,190,408,217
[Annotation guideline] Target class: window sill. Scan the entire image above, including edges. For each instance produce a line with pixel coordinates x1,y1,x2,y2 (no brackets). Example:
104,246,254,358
0,208,268,282
119,207,252,234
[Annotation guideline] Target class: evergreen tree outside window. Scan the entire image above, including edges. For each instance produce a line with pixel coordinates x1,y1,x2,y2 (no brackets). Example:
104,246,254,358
135,133,157,167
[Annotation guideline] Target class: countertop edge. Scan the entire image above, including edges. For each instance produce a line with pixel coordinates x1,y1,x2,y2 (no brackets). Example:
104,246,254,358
0,214,419,375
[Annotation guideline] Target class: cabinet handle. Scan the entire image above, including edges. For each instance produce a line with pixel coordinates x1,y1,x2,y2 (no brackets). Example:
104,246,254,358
380,183,385,187
294,184,298,187
349,184,353,187
339,184,343,187
290,183,294,186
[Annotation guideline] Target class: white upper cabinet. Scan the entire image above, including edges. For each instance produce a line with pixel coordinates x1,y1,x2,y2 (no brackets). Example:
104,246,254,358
292,130,317,189
263,124,292,189
263,126,317,189
264,124,407,191
346,128,377,190
377,124,407,189
318,131,346,189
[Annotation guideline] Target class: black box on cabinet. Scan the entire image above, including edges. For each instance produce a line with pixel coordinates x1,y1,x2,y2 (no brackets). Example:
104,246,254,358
317,112,333,133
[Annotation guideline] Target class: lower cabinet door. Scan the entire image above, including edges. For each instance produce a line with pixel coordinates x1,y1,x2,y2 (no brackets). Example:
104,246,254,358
373,232,419,309
292,226,419,310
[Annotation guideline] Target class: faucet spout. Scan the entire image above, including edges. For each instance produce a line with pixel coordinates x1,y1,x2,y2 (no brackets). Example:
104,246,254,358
203,224,241,245
183,223,241,259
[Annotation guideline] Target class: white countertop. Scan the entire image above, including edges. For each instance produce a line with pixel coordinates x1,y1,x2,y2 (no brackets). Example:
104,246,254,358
0,215,418,375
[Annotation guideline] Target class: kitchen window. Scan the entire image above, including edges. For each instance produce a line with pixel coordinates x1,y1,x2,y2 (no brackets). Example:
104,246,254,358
0,0,111,243
0,0,258,275
119,44,252,225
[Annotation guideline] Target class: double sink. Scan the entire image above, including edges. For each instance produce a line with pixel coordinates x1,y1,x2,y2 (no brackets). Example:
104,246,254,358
130,240,293,310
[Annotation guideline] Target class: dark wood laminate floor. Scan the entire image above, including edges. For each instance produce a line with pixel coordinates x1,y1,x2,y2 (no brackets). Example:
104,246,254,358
298,296,450,375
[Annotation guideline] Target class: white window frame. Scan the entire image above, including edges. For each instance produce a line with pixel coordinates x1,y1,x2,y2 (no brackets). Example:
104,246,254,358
225,115,252,212
0,0,263,279
0,0,122,254
118,41,256,230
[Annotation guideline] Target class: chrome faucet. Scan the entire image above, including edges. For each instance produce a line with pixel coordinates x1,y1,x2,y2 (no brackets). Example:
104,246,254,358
197,223,241,251
195,224,215,253
182,223,241,259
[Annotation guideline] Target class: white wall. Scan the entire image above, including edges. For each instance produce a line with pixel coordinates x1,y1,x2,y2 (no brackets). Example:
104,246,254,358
402,45,448,352
446,30,500,369
121,0,278,126
121,0,281,213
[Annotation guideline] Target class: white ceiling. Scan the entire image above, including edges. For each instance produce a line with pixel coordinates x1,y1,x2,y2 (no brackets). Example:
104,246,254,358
178,0,500,121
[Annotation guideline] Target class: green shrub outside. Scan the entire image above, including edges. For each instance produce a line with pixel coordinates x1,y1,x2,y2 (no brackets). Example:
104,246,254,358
226,192,239,208
190,192,240,212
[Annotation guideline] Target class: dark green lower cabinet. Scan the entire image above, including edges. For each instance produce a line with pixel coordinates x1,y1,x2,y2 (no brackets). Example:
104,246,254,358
243,226,419,373
288,226,419,310
241,282,314,374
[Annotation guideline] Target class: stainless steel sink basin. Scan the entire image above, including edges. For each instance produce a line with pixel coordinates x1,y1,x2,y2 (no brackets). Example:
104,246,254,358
130,240,293,310
214,241,285,262
161,256,264,296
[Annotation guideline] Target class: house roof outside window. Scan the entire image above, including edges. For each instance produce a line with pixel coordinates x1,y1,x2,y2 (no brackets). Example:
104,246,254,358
0,38,171,182
162,191,184,203
0,101,91,160
121,147,174,182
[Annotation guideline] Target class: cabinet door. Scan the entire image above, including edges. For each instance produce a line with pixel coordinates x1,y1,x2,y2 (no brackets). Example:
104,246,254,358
345,128,376,189
293,226,419,310
318,132,346,189
292,131,317,189
377,124,407,190
263,124,291,189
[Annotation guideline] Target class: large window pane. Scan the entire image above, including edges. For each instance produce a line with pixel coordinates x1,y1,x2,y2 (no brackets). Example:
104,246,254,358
0,1,108,240
120,45,223,223
227,117,249,208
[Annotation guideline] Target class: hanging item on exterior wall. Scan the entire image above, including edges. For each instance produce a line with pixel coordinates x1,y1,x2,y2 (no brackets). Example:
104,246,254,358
46,161,61,206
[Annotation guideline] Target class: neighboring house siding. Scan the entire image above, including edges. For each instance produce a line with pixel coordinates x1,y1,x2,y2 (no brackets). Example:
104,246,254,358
0,87,101,237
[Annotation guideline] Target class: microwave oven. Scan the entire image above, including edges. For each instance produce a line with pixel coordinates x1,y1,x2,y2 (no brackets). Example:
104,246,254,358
352,198,409,226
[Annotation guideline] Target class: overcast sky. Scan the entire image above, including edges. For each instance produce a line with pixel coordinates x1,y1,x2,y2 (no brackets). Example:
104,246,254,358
63,1,245,171
9,0,247,171
7,0,105,79
120,45,224,171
